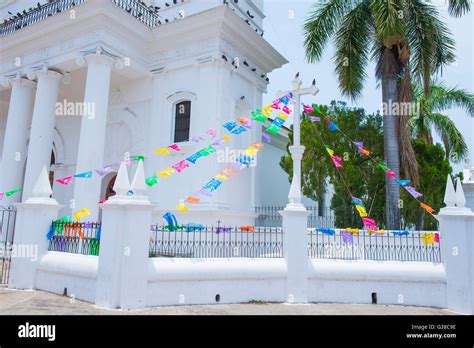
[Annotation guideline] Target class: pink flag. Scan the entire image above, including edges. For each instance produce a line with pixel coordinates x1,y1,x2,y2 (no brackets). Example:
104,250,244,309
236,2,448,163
386,169,396,178
434,233,440,243
207,129,217,137
362,217,378,230
168,144,181,152
282,105,291,114
330,156,342,168
56,176,73,185
303,104,313,113
271,102,280,110
172,160,190,173
0,193,4,200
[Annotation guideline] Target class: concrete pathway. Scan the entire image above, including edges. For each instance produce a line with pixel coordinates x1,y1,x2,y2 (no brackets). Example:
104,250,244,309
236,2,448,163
0,286,456,315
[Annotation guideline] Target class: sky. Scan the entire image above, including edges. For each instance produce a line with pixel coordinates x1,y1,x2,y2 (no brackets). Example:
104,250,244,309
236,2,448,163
262,0,474,173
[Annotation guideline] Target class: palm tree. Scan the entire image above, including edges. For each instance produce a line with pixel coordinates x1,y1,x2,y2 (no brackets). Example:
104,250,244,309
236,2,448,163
303,0,467,228
410,81,474,161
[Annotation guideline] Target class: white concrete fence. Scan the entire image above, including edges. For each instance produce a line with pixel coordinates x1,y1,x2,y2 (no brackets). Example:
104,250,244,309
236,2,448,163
8,163,474,314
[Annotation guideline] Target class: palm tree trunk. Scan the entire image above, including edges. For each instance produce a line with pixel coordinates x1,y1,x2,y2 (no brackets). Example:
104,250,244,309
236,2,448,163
382,76,401,229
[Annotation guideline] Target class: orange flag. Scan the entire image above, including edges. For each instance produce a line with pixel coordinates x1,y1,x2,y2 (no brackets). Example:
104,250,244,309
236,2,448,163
419,202,434,214
184,196,200,204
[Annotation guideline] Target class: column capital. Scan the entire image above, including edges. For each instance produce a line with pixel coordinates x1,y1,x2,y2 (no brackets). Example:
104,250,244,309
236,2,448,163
75,45,124,70
1,74,36,89
33,69,63,82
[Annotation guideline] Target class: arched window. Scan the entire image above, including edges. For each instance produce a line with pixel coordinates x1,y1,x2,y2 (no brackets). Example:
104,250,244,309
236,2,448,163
173,100,191,143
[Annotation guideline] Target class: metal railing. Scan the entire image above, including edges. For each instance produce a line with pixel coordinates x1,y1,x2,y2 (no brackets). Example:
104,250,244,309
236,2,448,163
149,225,283,258
111,0,160,27
48,221,101,256
0,206,17,284
255,205,335,228
308,229,442,262
1,0,86,36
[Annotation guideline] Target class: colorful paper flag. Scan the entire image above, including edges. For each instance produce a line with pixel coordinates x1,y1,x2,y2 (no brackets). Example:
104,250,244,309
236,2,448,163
341,231,353,244
277,111,289,121
362,217,378,230
223,121,237,131
316,228,335,235
303,104,313,113
326,118,339,131
154,148,170,155
422,233,435,245
172,160,190,173
282,105,291,114
266,124,281,135
397,179,411,186
96,166,113,176
419,202,434,214
195,188,212,197
168,144,181,152
191,136,204,143
186,152,203,164
74,171,92,178
0,193,4,200
404,186,423,199
203,178,222,192
4,188,21,197
56,176,73,185
207,129,217,137
145,175,159,187
158,167,175,178
131,155,145,161
175,203,188,212
184,196,200,204
386,169,397,178
262,132,272,142
199,145,217,156
309,116,320,123
330,156,342,168
73,208,90,222
392,231,410,236
355,205,368,217
230,125,247,134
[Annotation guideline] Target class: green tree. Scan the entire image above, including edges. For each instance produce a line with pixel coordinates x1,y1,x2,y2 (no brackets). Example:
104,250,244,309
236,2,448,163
401,141,452,230
281,101,386,227
303,0,462,228
409,81,474,162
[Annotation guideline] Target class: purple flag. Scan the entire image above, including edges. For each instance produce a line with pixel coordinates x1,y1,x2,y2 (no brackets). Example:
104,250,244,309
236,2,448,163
404,186,423,199
195,188,212,197
341,231,353,244
262,132,272,142
309,116,320,123
95,166,113,176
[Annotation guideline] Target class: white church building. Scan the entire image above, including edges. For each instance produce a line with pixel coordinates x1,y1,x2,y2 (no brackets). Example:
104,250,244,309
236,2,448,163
0,0,310,225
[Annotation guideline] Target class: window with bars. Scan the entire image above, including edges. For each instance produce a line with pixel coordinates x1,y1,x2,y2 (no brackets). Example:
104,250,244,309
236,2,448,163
173,100,191,143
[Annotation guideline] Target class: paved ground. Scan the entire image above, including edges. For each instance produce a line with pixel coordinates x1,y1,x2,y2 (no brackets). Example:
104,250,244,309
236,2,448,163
0,286,456,315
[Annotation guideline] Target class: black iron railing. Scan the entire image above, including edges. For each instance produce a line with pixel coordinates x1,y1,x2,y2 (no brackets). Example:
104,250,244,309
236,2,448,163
48,221,101,256
111,0,160,27
149,225,283,258
308,229,442,262
255,206,335,228
0,0,86,36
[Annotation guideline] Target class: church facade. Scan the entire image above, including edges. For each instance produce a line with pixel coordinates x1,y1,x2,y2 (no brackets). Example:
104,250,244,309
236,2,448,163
0,0,304,226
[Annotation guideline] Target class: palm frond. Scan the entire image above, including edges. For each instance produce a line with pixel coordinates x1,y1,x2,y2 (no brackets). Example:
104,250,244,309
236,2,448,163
406,0,456,94
428,112,468,161
429,84,474,116
303,0,360,63
333,1,373,98
448,0,472,17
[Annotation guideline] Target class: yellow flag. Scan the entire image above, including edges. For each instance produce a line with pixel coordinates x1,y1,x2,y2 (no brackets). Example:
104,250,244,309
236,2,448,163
262,104,273,117
325,147,334,156
355,205,368,217
73,208,91,222
158,167,174,178
154,148,170,155
422,233,435,245
176,203,188,212
215,174,228,181
278,111,289,120
344,228,359,234
223,135,230,142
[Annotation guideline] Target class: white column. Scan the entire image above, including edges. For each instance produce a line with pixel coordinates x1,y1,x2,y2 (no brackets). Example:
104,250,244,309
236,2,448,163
73,54,112,219
9,166,62,290
22,69,62,202
280,208,310,303
437,176,474,314
95,161,152,309
0,76,36,206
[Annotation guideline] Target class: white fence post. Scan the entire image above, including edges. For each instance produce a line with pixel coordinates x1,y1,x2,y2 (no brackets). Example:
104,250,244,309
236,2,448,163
95,160,153,309
8,166,62,289
279,206,310,303
437,175,474,314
